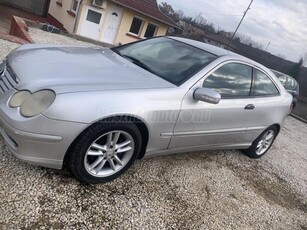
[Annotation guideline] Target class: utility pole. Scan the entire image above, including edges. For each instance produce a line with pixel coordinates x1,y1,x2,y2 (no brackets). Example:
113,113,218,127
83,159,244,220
265,42,271,51
227,0,254,50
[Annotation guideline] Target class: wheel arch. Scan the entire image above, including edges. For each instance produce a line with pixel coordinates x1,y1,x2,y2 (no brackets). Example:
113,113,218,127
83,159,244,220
272,123,281,136
63,114,149,167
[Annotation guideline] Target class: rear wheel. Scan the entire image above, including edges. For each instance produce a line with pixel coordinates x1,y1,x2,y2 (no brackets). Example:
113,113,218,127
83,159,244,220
67,121,142,183
242,126,277,158
291,102,296,111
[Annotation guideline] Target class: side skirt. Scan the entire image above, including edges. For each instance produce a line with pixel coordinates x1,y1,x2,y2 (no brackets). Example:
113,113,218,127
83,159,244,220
144,143,252,158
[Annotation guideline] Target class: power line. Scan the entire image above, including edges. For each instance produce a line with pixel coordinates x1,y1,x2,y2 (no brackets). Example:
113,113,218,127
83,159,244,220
200,13,243,17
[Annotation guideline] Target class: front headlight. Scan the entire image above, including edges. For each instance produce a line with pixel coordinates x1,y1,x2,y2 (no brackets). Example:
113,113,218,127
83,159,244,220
10,90,56,117
9,90,31,107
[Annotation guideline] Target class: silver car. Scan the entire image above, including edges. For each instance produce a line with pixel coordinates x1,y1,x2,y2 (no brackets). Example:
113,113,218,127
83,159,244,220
270,69,299,110
0,37,292,183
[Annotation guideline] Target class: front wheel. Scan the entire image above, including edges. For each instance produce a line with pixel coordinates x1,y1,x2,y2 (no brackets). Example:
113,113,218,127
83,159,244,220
242,126,277,158
67,121,142,183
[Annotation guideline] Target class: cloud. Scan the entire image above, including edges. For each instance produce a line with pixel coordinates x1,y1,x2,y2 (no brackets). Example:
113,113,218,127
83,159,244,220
158,0,307,62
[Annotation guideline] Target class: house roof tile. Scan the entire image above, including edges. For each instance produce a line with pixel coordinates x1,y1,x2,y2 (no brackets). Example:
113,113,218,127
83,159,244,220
111,0,179,28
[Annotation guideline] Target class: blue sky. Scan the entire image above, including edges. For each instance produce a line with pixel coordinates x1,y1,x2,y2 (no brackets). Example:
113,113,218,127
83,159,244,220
157,0,307,63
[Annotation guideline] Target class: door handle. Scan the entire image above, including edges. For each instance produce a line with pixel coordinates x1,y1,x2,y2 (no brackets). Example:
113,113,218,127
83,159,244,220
244,104,255,110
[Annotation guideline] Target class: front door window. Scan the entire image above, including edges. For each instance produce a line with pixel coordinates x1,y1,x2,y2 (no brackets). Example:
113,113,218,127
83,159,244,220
203,63,252,98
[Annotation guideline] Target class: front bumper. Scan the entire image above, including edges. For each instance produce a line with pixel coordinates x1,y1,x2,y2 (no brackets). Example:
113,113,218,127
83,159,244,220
0,90,87,169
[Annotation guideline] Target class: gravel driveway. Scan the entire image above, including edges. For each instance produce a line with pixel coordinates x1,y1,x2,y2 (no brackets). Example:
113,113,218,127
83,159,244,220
0,29,307,229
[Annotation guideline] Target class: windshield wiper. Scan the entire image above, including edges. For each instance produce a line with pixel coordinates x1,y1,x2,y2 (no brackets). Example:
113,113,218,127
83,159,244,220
122,55,155,73
112,48,122,56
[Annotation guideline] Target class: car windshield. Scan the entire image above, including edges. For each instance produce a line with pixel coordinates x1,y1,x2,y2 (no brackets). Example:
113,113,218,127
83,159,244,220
112,37,217,86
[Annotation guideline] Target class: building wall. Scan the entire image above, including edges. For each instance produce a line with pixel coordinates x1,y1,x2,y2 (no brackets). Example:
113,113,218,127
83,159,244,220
49,0,169,45
0,0,49,16
75,0,108,39
114,8,168,45
48,0,76,32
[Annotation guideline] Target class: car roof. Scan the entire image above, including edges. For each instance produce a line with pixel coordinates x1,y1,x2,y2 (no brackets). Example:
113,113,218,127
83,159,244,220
170,36,247,55
168,36,231,56
270,69,289,76
169,36,262,61
168,36,270,70
270,69,297,80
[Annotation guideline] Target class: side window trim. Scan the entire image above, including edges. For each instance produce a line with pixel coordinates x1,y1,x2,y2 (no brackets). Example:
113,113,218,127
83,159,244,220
250,67,256,96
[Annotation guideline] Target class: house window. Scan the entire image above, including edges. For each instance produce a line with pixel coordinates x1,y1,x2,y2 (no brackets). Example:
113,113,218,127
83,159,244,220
129,17,144,35
71,0,80,13
93,0,104,6
144,23,158,38
86,10,102,24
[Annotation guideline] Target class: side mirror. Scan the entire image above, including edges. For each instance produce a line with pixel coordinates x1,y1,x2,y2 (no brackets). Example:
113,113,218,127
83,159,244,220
193,88,221,104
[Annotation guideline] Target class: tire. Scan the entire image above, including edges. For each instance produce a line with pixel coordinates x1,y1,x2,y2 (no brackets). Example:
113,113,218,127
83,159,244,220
67,120,142,184
292,102,297,111
242,125,277,159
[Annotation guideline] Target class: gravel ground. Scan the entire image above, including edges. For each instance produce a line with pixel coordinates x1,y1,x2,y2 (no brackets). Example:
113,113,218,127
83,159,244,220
29,27,98,46
0,31,307,229
0,39,20,59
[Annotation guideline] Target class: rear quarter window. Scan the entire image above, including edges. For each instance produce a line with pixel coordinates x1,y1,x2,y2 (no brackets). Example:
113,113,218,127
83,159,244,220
252,69,279,96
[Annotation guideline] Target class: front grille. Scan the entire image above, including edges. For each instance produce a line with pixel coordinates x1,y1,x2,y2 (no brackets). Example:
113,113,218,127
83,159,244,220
0,60,4,75
0,63,18,94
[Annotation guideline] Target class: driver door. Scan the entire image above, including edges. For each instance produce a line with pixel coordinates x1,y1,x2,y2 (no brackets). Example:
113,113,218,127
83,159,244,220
169,62,256,149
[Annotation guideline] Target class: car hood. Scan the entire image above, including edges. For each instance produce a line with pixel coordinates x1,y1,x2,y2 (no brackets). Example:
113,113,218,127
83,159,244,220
7,44,174,93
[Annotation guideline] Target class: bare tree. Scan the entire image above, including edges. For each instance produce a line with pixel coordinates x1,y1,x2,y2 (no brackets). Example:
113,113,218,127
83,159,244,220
159,2,180,22
176,9,185,21
235,33,252,45
194,13,206,25
202,23,215,33
288,57,304,79
276,54,286,59
235,33,263,49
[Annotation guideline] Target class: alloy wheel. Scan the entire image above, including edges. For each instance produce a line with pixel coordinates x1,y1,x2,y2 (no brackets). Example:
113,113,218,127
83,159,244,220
255,130,275,155
84,130,135,177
